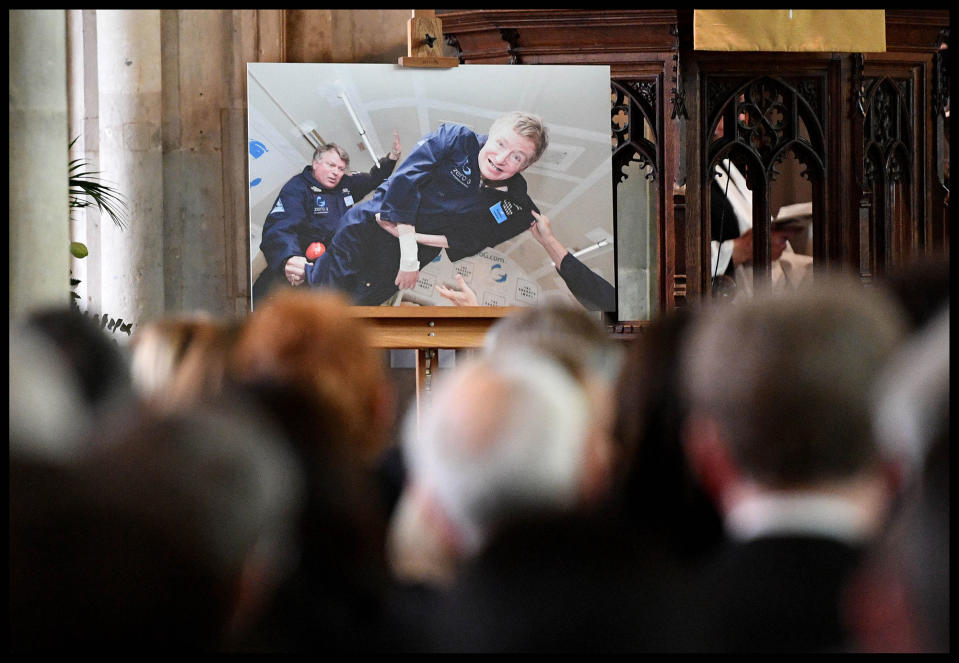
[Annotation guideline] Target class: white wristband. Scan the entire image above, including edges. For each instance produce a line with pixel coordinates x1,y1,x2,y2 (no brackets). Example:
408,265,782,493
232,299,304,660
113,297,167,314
398,228,420,272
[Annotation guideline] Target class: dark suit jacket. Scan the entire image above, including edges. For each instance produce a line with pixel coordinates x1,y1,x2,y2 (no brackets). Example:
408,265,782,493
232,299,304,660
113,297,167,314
424,510,689,653
680,535,864,653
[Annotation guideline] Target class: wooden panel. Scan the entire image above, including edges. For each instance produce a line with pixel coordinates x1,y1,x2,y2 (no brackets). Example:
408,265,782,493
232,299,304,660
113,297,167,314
256,10,285,62
440,10,678,63
885,10,950,52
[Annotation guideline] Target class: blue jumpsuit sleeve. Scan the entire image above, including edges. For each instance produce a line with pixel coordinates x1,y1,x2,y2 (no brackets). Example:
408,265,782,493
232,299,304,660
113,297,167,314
259,176,311,269
346,155,397,200
557,252,617,312
377,126,454,226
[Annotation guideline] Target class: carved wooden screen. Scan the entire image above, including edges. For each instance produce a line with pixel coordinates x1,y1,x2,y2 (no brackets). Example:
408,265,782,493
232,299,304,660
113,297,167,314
703,74,827,290
860,73,915,278
611,78,661,320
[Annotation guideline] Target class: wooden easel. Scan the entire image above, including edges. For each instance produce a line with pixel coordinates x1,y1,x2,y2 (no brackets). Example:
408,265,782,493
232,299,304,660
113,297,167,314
349,306,517,423
397,10,460,68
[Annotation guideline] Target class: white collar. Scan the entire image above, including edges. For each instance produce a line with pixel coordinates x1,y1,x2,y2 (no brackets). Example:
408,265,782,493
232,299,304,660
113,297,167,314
725,489,882,545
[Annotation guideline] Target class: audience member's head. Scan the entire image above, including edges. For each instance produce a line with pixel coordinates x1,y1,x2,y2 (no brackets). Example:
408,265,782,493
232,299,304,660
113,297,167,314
227,289,395,468
611,307,724,562
10,402,303,651
389,352,603,586
674,274,912,653
24,306,133,413
482,298,623,501
482,296,623,388
224,289,405,651
129,312,238,413
680,273,907,520
11,307,134,463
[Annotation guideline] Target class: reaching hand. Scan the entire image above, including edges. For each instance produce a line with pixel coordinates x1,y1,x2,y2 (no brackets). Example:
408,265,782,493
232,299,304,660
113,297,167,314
436,273,478,306
395,268,419,290
529,209,569,267
530,209,554,244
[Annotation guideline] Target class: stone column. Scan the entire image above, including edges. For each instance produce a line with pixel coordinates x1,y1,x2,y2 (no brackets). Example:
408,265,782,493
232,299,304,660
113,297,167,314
95,9,164,328
9,10,70,318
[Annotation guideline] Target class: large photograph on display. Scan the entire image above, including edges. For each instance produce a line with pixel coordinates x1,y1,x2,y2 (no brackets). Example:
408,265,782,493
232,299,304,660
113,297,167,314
247,63,615,312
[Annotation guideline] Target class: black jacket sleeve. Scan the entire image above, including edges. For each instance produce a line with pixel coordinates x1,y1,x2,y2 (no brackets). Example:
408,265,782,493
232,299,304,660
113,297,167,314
557,253,617,312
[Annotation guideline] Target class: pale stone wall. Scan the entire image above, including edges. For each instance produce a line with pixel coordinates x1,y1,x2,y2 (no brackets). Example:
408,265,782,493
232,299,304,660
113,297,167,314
11,10,415,327
96,10,165,327
9,10,70,318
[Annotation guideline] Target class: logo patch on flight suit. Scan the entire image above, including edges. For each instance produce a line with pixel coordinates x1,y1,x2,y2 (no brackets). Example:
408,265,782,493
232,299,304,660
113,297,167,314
314,196,328,215
489,199,521,224
450,161,472,188
269,197,285,215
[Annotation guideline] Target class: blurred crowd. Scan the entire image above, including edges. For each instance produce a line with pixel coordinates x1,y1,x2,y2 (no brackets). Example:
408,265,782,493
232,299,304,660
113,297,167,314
10,254,948,652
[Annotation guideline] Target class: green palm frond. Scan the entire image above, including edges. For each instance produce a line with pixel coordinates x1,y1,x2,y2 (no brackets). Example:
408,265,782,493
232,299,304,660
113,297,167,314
68,136,128,230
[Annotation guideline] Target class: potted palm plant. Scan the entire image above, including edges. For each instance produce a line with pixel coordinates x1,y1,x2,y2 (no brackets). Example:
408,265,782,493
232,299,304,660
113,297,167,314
69,137,133,336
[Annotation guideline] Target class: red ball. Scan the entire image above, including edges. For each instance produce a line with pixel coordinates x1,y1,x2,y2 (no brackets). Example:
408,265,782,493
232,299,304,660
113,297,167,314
306,242,326,260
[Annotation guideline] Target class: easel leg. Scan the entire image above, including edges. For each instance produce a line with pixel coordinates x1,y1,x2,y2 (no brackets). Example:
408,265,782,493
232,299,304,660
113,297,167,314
414,348,436,433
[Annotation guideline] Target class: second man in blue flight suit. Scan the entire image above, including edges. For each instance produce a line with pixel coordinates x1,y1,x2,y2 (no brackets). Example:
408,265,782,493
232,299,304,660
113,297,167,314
252,132,402,307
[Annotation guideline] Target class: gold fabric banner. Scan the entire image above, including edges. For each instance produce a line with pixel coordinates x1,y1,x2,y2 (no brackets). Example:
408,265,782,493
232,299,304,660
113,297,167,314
694,10,886,52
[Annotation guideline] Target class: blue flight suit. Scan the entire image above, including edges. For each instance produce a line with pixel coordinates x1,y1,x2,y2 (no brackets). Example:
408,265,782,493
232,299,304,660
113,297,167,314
252,155,396,305
306,123,540,305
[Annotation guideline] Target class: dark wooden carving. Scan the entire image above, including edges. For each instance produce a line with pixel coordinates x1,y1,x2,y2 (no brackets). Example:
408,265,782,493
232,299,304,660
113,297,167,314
612,79,658,184
670,52,688,121
445,34,464,63
499,28,520,64
853,53,867,116
932,28,950,118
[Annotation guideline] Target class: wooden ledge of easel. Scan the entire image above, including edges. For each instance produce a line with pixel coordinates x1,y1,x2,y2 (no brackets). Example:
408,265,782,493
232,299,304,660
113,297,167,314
397,55,461,68
348,305,519,349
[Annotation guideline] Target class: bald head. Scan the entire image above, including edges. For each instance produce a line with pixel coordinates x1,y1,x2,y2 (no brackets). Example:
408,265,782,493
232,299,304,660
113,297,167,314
403,353,593,554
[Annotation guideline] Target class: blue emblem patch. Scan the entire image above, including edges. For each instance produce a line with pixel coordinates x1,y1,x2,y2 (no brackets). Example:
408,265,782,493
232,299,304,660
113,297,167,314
489,202,508,224
316,196,326,207
490,263,508,283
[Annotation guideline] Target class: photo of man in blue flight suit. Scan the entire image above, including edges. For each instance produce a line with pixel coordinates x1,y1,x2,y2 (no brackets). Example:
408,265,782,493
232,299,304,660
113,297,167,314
304,112,550,306
252,131,402,307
